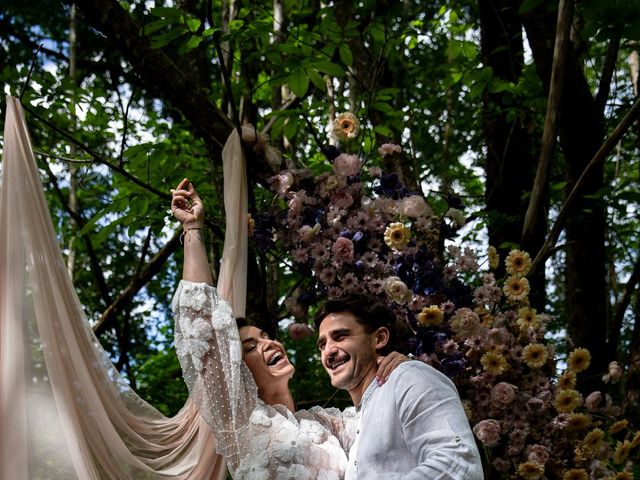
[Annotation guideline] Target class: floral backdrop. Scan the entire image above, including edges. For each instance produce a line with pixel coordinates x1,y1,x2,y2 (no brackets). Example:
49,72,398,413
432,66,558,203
253,113,639,479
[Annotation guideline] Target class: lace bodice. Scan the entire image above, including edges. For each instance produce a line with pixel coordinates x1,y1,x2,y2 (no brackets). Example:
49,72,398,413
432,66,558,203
172,281,356,479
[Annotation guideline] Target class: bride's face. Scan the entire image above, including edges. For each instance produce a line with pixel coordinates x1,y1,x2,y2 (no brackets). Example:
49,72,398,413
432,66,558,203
239,326,294,389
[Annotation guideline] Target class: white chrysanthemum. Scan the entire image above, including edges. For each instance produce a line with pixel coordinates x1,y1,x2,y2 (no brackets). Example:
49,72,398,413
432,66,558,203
276,464,312,480
250,408,273,428
299,418,326,444
177,318,213,371
272,424,312,464
177,283,209,311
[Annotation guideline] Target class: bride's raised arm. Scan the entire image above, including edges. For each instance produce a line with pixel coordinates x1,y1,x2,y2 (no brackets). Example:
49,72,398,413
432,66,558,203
170,179,257,471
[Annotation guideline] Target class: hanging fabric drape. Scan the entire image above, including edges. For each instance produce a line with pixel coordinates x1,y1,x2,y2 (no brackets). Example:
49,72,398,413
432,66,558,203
0,96,244,479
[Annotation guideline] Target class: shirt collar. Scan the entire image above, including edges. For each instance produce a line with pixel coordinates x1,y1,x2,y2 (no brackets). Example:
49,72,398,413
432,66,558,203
356,377,379,411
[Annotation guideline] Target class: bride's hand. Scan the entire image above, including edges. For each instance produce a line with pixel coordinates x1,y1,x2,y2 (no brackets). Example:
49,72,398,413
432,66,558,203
171,178,204,230
375,352,410,385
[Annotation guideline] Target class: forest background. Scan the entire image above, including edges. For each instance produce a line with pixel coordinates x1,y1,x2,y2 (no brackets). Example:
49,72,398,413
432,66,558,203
1,0,640,476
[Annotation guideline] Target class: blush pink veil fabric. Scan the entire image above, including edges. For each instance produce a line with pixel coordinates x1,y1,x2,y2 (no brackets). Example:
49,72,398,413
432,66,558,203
0,96,248,479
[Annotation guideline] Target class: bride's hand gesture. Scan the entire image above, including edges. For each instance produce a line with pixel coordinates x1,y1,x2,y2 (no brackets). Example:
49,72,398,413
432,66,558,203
171,178,204,230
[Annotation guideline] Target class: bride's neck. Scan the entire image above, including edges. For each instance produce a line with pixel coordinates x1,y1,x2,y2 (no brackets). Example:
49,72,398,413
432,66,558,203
260,387,295,412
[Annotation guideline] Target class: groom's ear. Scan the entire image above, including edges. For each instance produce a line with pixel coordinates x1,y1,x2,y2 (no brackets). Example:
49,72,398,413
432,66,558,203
374,327,390,353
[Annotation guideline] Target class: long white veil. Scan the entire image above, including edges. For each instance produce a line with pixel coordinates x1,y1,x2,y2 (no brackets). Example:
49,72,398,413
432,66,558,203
0,96,240,479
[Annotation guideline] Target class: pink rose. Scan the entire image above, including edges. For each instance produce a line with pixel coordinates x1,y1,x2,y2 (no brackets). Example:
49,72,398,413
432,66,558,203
268,172,294,197
288,323,314,340
297,224,320,243
585,391,603,411
331,188,354,209
400,195,429,218
331,237,355,263
473,419,501,446
332,154,361,177
491,382,517,406
527,444,550,465
602,361,623,384
287,190,307,215
377,143,402,157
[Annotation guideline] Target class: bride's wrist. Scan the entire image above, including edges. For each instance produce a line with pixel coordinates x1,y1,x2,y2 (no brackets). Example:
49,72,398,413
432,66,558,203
180,223,204,243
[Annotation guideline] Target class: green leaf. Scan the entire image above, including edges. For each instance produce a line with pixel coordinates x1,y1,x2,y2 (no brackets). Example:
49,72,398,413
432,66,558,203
283,117,299,140
149,7,184,21
140,19,171,36
178,35,202,54
307,69,327,91
186,18,201,33
289,69,309,98
373,124,393,136
339,43,353,66
315,61,345,77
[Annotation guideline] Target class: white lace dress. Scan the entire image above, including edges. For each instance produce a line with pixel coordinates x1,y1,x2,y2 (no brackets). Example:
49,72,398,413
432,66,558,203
172,281,356,480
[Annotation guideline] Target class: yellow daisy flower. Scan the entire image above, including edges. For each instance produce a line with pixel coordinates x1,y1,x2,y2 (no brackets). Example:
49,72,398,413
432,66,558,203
567,348,591,373
505,249,532,277
516,307,539,331
609,419,629,435
615,471,633,480
562,469,588,480
384,222,411,250
557,370,577,390
480,352,508,375
417,305,444,327
553,389,582,413
332,112,360,140
630,430,640,448
614,440,632,464
522,343,548,368
503,276,530,302
582,429,604,452
517,461,544,479
566,413,591,431
488,245,499,270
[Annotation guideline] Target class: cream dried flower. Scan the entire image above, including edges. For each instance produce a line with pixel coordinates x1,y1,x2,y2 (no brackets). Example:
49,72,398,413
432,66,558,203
332,112,360,140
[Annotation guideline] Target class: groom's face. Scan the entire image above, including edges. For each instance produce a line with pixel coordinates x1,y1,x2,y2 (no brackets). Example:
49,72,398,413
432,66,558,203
317,311,379,395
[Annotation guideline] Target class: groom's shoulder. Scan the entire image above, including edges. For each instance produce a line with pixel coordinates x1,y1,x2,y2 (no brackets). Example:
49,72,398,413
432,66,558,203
390,359,457,390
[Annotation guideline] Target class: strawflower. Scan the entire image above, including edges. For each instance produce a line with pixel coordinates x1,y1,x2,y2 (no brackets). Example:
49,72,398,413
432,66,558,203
609,419,629,435
384,222,411,250
614,440,632,464
557,370,577,390
522,343,548,368
503,276,530,302
553,389,582,413
567,348,591,373
488,245,500,270
417,305,444,327
517,461,544,479
480,352,508,375
505,249,532,278
332,112,360,140
562,469,588,480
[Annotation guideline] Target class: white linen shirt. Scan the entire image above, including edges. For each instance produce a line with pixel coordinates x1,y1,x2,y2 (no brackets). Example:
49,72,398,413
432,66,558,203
345,361,484,479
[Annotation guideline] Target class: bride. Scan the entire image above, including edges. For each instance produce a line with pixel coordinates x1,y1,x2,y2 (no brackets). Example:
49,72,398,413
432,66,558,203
170,178,406,479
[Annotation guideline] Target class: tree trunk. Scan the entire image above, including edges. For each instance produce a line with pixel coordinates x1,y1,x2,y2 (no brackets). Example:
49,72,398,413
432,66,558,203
478,0,546,307
523,5,612,393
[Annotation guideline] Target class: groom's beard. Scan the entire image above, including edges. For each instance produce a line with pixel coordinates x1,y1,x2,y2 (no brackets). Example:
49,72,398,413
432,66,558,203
325,349,376,391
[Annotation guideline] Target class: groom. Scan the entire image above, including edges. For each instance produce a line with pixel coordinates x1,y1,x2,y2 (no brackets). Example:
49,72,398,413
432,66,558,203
315,294,484,479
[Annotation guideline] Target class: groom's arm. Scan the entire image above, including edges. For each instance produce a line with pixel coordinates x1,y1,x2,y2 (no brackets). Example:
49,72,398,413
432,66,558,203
398,363,484,480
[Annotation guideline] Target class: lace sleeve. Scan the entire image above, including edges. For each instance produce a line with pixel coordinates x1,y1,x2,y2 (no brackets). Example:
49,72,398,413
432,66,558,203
302,406,358,452
172,280,258,471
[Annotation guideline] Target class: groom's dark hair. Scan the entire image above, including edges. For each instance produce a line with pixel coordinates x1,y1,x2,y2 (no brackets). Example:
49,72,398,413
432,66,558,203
314,293,397,355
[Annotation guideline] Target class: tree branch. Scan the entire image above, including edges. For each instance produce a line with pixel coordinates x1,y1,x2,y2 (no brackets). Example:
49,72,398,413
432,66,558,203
93,229,182,335
530,96,640,274
610,251,640,357
69,0,234,156
521,0,573,247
